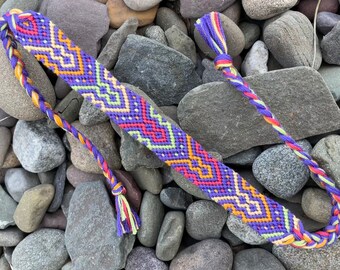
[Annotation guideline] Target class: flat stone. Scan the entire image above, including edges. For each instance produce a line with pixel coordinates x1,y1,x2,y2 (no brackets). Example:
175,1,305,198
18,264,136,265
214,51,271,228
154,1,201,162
114,34,201,106
177,67,340,158
170,239,233,270
40,210,67,230
180,0,236,18
241,41,269,76
160,187,193,210
302,188,332,223
13,120,66,173
137,191,164,247
123,0,162,11
65,181,135,269
297,0,339,20
0,227,25,247
321,22,340,65
66,164,105,188
186,200,227,240
222,1,242,24
156,7,187,35
131,167,163,194
126,247,168,270
0,185,17,229
48,162,66,213
224,147,262,166
264,11,322,69
14,184,55,233
317,11,340,35
145,25,168,45
0,108,17,128
0,0,41,15
156,211,185,261
0,127,11,167
5,168,40,202
12,229,68,270
239,22,261,50
319,64,340,101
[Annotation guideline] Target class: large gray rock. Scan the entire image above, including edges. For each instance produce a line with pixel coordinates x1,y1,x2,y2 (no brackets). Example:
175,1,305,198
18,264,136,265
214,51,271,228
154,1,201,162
264,11,322,69
126,247,168,270
180,0,236,18
0,185,17,229
160,187,193,210
12,229,68,270
178,67,340,158
113,35,201,106
65,181,135,270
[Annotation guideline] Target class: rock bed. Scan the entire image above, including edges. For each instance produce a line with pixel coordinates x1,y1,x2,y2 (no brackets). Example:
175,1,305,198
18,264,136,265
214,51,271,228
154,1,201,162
0,0,340,269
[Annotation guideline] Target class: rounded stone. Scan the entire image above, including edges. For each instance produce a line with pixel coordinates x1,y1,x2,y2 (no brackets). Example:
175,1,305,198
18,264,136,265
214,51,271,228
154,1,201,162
0,108,17,128
239,22,261,50
156,7,188,35
0,227,25,247
302,188,332,223
123,0,162,11
160,187,193,210
131,167,163,194
66,164,105,187
321,21,340,65
241,40,269,76
317,11,340,35
0,127,11,167
40,210,67,230
126,247,168,270
0,185,17,229
180,0,236,18
297,0,339,20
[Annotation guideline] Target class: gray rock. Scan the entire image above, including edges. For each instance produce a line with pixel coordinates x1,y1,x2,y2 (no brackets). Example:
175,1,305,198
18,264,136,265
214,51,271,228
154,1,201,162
61,262,73,270
48,162,66,213
101,28,116,50
322,22,340,67
273,239,340,269
0,227,25,247
4,168,40,202
138,192,164,247
123,0,161,11
145,25,168,45
0,185,17,229
2,146,20,169
302,188,332,223
0,255,10,270
13,120,66,173
160,187,193,210
186,200,227,240
239,22,261,50
234,248,285,270
0,44,55,121
178,67,340,158
221,225,244,246
238,169,265,193
156,7,187,35
180,0,235,18
319,64,340,101
165,25,197,65
126,247,168,270
114,35,201,106
222,0,242,24
317,11,340,35
61,185,74,218
227,214,268,245
159,106,179,124
156,211,185,261
241,41,269,76
40,210,67,230
65,181,135,269
3,247,13,267
253,140,312,199
170,239,233,270
224,147,262,166
202,59,228,84
38,170,56,185
0,0,41,15
0,127,11,167
66,164,105,188
264,11,322,69
98,18,138,70
54,78,72,100
0,108,17,128
131,167,163,194
12,229,68,270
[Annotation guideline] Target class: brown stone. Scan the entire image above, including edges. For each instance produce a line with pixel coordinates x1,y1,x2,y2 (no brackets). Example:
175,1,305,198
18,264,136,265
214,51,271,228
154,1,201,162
66,164,105,187
40,210,67,230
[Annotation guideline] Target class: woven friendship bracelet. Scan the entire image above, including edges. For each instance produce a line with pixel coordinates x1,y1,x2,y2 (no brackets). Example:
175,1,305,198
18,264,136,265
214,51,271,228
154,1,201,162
1,10,339,249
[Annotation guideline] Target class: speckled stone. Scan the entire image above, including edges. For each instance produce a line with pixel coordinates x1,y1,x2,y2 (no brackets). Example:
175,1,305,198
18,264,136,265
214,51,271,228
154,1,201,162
0,227,25,247
302,188,332,223
126,247,168,270
160,187,193,210
156,7,187,35
180,0,236,18
131,167,163,194
0,185,17,229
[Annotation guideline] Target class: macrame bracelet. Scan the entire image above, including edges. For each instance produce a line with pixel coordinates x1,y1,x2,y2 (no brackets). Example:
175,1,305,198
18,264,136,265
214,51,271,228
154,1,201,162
1,9,339,249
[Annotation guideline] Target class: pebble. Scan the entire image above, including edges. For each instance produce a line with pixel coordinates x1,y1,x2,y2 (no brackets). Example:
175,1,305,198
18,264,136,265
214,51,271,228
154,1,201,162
97,18,139,70
131,167,163,194
318,64,340,101
4,168,40,202
114,34,201,106
186,200,227,240
101,28,116,49
165,25,197,65
0,45,56,121
222,0,242,24
0,255,10,270
123,0,162,11
234,248,285,270
12,229,68,270
239,22,261,50
67,121,121,174
160,187,193,210
297,0,339,20
180,0,236,18
38,170,56,185
0,227,25,247
238,169,265,193
126,247,168,270
54,78,72,100
321,21,340,65
0,108,17,128
66,164,105,187
221,225,244,246
61,262,73,270
14,184,55,233
170,239,233,270
317,12,340,35
65,181,135,269
145,25,168,45
1,146,20,169
156,211,185,261
156,7,188,35
224,147,262,166
0,185,17,229
61,185,74,218
0,0,40,15
107,0,158,28
138,191,164,247
0,127,11,167
48,162,66,213
264,11,322,69
159,106,179,124
241,41,269,76
302,188,332,223
253,140,312,199
40,210,67,230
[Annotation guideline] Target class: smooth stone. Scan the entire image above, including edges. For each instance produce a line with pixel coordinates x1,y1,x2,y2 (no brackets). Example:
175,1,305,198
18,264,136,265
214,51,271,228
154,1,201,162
239,22,261,50
13,120,66,173
253,140,312,199
0,109,17,128
318,64,340,101
234,248,285,270
48,162,66,213
4,168,40,202
54,78,72,100
67,121,121,174
321,22,340,65
38,170,56,185
302,188,332,223
114,34,201,106
178,67,340,158
202,58,229,84
221,225,244,246
97,18,138,70
160,166,174,185
131,167,163,194
170,239,233,270
0,44,55,121
14,184,55,233
0,127,11,166
61,262,73,270
241,40,269,76
1,146,20,169
194,13,245,58
224,147,262,166
222,1,242,24
160,187,193,210
40,210,67,230
186,200,227,240
12,229,68,270
159,106,179,124
227,214,268,245
156,7,188,35
123,0,161,11
107,0,158,28
65,181,135,269
61,185,74,218
46,0,109,57
0,0,41,15
165,25,197,65
0,227,24,247
297,0,339,20
145,25,168,45
0,186,17,229
317,12,340,35
156,211,185,261
180,0,235,18
126,247,168,270
0,255,10,270
264,11,322,69
66,164,105,188
273,240,340,269
138,191,164,247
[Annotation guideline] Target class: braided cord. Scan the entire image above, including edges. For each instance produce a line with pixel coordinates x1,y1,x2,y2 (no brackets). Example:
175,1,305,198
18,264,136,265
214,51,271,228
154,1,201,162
195,12,340,248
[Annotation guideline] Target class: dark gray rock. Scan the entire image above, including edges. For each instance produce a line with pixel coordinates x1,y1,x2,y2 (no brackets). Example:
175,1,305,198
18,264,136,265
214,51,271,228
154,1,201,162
221,225,244,246
79,101,109,126
224,147,262,166
0,0,41,19
0,127,11,167
48,162,66,213
221,0,242,23
131,167,163,194
126,247,168,270
61,185,74,218
156,7,187,35
317,12,340,35
180,0,235,18
114,35,201,106
237,169,265,193
0,185,17,229
202,59,228,84
241,41,269,76
322,22,340,65
302,188,332,223
145,26,168,45
239,22,261,50
178,67,340,158
66,164,105,188
0,227,25,247
54,78,72,100
0,108,17,128
65,181,135,269
159,106,179,124
160,187,193,210
318,64,340,101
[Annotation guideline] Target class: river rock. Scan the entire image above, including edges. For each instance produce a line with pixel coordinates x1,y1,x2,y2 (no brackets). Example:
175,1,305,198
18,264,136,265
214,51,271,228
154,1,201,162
318,64,340,101
180,0,236,18
40,210,67,230
123,0,161,11
0,227,25,247
239,22,261,50
79,100,109,126
0,108,17,128
317,12,340,35
297,0,339,20
0,186,17,229
222,1,242,23
321,21,340,65
302,188,332,223
48,162,66,213
0,127,11,167
131,167,163,194
156,7,188,35
145,25,168,45
126,247,168,270
224,147,262,166
0,0,41,16
160,187,193,210
241,40,269,76
66,164,105,187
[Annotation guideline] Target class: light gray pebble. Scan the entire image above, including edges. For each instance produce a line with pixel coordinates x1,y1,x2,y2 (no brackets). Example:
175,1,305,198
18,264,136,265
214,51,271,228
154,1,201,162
145,25,168,45
241,40,269,76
